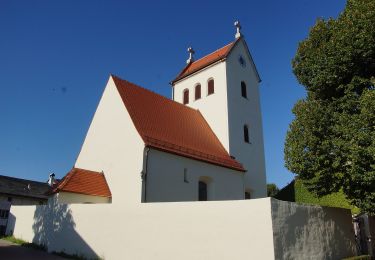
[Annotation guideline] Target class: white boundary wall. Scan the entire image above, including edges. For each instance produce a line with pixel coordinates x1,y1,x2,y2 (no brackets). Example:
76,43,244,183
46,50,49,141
10,198,275,259
9,198,356,260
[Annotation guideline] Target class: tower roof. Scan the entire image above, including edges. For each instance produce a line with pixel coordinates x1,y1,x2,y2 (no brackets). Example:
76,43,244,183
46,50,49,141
112,75,245,172
171,39,239,84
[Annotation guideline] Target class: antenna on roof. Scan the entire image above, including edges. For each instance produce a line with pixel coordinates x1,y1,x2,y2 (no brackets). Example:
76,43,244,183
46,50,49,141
186,46,195,64
234,20,242,39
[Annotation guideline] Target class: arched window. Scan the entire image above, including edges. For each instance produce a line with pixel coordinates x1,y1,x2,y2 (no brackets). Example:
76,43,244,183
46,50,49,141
195,84,201,100
183,89,189,105
198,181,208,201
207,79,214,95
241,81,247,98
244,125,249,143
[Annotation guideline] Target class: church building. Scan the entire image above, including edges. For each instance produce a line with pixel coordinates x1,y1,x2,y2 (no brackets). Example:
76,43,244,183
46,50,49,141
52,21,267,204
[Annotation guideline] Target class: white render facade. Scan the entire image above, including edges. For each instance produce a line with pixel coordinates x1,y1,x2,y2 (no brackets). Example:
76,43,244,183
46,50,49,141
72,76,246,203
173,38,267,198
69,36,267,204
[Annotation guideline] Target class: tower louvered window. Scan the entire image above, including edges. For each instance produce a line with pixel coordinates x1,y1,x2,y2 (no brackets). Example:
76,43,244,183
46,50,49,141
244,125,249,143
207,79,214,95
195,84,201,100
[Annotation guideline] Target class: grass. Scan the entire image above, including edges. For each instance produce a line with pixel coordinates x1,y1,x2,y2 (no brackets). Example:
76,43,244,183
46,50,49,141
1,235,46,251
275,178,360,214
0,235,103,259
342,255,372,260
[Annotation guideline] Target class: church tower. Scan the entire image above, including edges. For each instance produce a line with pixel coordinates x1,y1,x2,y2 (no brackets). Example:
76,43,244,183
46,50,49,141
171,22,267,198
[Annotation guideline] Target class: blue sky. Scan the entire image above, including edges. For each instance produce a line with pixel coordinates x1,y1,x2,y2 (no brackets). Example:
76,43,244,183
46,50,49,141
0,0,346,188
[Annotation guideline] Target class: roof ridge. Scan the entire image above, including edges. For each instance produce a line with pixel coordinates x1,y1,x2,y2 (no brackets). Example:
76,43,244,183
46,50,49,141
0,175,49,185
112,75,200,114
171,39,239,84
191,41,234,64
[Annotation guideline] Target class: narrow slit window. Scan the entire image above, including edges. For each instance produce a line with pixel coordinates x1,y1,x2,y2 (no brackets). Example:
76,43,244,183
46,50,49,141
183,89,189,105
195,84,201,100
241,81,247,98
244,125,249,143
207,79,214,95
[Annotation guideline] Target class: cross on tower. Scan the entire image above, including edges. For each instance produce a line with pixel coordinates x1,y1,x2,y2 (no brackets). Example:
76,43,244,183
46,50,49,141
234,20,242,39
186,46,195,64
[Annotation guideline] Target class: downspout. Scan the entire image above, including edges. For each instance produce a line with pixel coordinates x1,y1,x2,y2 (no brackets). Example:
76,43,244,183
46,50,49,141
141,146,151,203
169,82,174,100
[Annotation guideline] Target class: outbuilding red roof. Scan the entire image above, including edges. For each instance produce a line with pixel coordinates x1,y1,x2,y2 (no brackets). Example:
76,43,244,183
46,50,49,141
53,168,112,197
112,76,245,172
172,39,238,84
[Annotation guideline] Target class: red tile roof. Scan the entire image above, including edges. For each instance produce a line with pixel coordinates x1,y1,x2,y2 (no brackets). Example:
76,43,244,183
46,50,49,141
53,168,112,197
112,76,245,172
172,39,238,84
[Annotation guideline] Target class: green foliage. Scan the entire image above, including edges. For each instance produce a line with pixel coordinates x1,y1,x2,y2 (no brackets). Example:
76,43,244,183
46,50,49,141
1,235,28,245
275,179,360,214
1,236,101,259
1,235,46,251
285,0,375,214
267,183,280,197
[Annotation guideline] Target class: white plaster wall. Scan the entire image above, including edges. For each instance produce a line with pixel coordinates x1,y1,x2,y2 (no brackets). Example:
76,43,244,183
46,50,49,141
225,39,267,198
11,198,275,260
10,198,357,260
173,62,230,151
57,192,110,204
74,76,145,205
271,199,356,260
146,149,244,202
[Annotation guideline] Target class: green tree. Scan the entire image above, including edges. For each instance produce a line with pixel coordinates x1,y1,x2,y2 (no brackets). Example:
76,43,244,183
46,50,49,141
267,183,280,197
285,0,375,214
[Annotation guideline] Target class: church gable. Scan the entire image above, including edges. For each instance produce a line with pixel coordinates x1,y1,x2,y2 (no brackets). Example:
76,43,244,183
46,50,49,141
225,38,261,83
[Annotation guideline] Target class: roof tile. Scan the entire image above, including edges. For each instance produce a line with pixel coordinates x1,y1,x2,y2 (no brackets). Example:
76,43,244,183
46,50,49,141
172,40,238,83
53,168,112,197
112,76,245,172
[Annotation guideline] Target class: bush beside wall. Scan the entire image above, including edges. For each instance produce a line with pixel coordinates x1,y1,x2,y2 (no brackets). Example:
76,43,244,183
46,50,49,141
275,179,360,214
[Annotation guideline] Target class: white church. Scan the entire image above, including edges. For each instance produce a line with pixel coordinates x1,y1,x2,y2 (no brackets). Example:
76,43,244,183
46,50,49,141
52,21,267,204
9,22,356,260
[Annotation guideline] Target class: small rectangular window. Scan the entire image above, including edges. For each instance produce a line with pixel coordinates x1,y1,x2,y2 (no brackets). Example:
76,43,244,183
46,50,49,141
244,125,250,143
207,79,214,95
241,81,247,98
183,89,189,105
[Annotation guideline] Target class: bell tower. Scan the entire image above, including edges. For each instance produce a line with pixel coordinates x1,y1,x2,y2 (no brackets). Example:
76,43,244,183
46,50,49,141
171,22,267,198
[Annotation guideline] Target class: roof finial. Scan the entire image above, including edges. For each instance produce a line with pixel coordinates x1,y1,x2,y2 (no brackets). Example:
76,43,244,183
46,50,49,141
186,46,195,64
234,20,242,39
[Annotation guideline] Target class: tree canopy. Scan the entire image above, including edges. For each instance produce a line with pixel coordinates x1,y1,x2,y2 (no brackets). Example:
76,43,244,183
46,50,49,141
267,183,280,197
284,0,375,214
